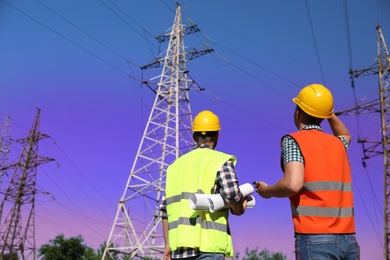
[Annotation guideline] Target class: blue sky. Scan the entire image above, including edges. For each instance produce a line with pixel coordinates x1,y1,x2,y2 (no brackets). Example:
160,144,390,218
0,1,389,259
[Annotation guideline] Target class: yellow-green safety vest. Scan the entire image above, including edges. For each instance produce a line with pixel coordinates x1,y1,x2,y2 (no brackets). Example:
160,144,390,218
165,148,236,257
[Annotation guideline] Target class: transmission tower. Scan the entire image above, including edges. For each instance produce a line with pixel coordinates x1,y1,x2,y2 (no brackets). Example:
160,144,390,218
337,24,390,259
0,116,12,192
0,108,54,260
103,4,213,259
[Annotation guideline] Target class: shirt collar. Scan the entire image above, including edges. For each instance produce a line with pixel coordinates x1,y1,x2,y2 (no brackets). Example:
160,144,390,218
299,124,323,131
194,143,212,149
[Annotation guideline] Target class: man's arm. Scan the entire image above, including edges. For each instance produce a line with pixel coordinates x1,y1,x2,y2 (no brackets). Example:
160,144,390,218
162,218,171,260
160,196,171,260
255,161,304,198
255,135,304,199
218,160,247,216
328,114,351,144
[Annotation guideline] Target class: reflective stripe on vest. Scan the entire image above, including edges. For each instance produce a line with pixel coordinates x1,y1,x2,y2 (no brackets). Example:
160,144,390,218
165,148,235,257
287,130,356,234
166,192,194,205
302,181,352,192
292,206,354,217
168,216,228,232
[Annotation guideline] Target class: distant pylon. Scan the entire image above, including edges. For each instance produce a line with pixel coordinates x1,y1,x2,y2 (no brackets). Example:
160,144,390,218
0,116,12,192
337,24,390,259
103,4,213,259
0,108,54,260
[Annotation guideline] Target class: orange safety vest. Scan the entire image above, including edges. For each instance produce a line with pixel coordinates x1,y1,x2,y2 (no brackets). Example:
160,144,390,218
285,129,356,234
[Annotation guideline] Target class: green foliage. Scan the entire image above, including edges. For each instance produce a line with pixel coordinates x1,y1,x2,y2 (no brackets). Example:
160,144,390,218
39,236,286,260
38,236,153,260
1,252,19,260
236,247,286,260
95,242,119,260
38,234,98,260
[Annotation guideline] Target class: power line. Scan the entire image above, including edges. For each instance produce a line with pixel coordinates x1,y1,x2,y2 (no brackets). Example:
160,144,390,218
304,0,326,85
1,0,134,77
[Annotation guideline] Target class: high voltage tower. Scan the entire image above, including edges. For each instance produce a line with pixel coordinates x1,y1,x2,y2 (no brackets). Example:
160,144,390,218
103,4,213,259
0,116,11,192
337,24,390,259
0,108,54,260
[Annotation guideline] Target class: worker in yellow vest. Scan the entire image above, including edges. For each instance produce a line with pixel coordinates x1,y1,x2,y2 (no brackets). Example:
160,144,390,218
160,110,247,260
255,84,360,259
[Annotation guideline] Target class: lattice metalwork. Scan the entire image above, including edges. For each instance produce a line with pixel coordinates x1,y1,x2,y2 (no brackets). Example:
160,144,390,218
0,109,53,260
103,4,212,259
339,24,390,259
0,116,11,193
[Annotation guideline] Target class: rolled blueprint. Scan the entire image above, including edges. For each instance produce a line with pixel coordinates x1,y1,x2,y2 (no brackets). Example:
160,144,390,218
189,183,256,212
246,195,256,208
207,194,225,213
208,195,256,213
239,183,255,197
189,194,215,210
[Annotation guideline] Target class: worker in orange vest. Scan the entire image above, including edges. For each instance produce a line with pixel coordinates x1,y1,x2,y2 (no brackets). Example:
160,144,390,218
255,84,360,260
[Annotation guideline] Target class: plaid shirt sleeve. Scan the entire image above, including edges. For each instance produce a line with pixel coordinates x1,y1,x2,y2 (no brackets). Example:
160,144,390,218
339,136,349,150
159,195,167,219
282,135,304,165
216,159,243,203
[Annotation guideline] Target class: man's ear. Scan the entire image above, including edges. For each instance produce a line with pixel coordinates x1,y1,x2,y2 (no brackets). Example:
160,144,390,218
295,108,300,118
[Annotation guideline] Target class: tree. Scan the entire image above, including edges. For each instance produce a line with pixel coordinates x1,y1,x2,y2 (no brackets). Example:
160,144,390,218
95,242,118,260
38,234,98,260
1,252,19,260
237,247,286,260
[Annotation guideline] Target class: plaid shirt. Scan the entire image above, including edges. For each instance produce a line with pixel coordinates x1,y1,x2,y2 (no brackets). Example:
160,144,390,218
282,124,349,165
159,143,242,258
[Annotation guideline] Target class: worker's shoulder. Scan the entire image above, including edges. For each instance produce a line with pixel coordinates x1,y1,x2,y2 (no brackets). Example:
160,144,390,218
195,148,232,157
179,148,233,161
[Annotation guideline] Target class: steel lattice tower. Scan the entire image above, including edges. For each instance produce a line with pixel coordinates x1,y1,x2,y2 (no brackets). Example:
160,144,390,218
0,116,12,192
377,23,390,260
338,24,390,259
103,4,213,259
0,108,54,260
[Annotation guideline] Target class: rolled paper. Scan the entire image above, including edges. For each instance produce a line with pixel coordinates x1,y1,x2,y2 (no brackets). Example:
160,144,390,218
189,194,214,210
189,183,256,212
208,183,255,212
246,195,256,208
208,194,256,212
208,194,225,213
239,183,254,197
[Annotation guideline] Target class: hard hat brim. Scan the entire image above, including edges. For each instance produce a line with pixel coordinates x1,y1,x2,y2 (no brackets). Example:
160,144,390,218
293,97,334,119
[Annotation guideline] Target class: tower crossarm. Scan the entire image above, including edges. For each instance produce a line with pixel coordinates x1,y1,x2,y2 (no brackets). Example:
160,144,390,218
155,24,200,43
349,63,378,78
185,47,214,61
140,47,213,70
358,137,384,159
335,98,381,116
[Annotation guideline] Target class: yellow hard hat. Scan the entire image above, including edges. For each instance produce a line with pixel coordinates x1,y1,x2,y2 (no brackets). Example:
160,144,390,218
192,110,221,133
293,84,334,119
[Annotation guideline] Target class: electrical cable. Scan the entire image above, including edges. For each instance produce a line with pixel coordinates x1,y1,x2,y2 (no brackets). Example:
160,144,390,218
304,0,326,85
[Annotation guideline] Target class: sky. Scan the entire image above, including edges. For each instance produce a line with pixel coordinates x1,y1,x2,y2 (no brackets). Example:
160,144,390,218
0,0,389,259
